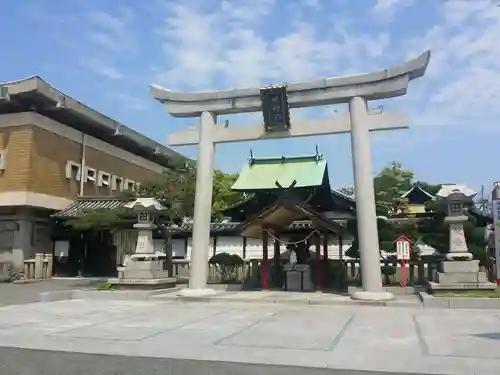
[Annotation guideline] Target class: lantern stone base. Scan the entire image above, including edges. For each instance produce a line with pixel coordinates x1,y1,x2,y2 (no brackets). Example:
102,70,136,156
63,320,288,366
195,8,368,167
113,256,176,290
108,277,176,290
427,260,497,292
444,252,473,260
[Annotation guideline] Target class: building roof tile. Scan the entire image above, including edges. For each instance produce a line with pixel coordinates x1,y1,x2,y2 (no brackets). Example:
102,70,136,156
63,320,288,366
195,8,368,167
52,197,127,219
231,154,328,192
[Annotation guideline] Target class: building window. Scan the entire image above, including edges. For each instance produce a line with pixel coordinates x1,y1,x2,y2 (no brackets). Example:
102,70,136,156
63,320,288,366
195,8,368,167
0,150,7,171
111,175,123,191
125,179,136,191
84,167,97,183
65,161,81,181
97,171,111,187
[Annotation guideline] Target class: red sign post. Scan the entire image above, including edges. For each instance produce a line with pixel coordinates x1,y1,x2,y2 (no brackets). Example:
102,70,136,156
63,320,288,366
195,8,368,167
393,235,412,292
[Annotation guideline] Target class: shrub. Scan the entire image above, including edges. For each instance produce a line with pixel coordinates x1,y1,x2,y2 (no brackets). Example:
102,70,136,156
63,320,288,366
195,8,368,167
381,265,397,285
96,283,114,291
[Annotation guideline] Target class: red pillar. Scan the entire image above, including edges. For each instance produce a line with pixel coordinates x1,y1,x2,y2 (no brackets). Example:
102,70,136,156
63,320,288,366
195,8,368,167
315,234,322,290
261,228,269,290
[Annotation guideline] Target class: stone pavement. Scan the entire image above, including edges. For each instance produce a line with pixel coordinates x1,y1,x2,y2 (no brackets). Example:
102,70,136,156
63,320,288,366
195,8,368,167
151,289,422,307
0,347,425,375
0,300,499,374
0,279,99,307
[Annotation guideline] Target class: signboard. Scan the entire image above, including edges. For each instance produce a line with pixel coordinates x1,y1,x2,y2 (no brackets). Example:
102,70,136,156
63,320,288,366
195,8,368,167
394,235,412,291
395,236,411,261
260,85,291,132
492,183,500,285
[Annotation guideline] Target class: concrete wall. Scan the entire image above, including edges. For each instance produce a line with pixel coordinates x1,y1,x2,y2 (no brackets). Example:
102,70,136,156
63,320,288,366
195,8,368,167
0,113,164,204
0,112,169,272
0,214,53,272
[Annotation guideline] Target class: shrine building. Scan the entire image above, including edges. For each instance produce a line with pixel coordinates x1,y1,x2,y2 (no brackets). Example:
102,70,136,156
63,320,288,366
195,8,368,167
169,151,357,262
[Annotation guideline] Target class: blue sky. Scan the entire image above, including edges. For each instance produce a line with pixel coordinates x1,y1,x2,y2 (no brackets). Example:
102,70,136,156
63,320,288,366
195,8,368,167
1,0,499,196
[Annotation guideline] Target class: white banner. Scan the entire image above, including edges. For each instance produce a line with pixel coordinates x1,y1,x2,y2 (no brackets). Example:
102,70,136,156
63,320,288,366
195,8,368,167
396,241,410,261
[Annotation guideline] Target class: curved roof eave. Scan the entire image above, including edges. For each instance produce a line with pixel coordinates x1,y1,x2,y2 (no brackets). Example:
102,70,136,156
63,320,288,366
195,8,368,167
150,50,431,117
1,76,185,165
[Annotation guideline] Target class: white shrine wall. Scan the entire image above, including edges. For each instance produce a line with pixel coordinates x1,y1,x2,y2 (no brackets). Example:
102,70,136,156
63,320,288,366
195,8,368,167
179,233,353,261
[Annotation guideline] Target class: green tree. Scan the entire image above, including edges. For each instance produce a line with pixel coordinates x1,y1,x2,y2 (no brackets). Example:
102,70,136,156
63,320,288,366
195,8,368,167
66,164,242,230
134,165,196,221
66,207,133,231
211,171,243,221
374,161,414,217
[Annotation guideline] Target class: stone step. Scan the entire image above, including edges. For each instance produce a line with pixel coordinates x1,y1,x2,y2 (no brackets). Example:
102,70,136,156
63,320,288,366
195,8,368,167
436,272,488,284
427,281,498,291
439,260,479,273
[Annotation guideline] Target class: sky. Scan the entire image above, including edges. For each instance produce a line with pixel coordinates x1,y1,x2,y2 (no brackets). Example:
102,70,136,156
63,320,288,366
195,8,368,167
1,0,499,197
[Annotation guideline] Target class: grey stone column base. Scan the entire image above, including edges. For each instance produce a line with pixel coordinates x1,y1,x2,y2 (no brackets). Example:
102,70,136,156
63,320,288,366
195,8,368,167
350,290,395,301
176,288,218,298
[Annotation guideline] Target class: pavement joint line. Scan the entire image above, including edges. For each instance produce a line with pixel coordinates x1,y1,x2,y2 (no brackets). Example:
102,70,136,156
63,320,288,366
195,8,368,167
215,342,331,352
213,311,281,346
411,314,430,357
326,313,357,352
46,333,146,343
137,309,232,341
48,309,231,342
40,302,191,336
45,307,166,336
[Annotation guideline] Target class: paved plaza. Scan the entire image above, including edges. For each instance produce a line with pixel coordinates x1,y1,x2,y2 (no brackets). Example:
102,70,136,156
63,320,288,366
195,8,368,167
0,279,98,307
0,299,499,374
152,289,422,307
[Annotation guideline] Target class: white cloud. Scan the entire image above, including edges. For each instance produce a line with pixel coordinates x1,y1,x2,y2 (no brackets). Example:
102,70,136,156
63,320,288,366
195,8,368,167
406,0,500,128
80,57,122,80
87,8,136,53
153,0,500,132
300,0,321,10
25,0,500,132
155,0,393,91
110,93,148,111
372,0,414,21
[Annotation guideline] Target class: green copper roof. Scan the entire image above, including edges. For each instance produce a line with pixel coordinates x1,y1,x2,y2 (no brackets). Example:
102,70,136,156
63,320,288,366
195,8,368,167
231,154,328,191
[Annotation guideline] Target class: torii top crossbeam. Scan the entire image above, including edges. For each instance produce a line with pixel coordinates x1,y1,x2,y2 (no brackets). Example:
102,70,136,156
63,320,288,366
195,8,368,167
150,51,430,118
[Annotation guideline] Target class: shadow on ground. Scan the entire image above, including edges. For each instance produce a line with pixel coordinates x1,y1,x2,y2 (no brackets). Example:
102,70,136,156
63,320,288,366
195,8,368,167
476,333,500,341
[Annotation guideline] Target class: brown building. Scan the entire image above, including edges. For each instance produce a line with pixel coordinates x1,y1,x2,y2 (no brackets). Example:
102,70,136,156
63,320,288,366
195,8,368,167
0,76,185,271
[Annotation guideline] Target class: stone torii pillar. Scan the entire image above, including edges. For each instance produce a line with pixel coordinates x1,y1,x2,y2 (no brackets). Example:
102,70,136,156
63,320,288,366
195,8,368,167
151,50,431,301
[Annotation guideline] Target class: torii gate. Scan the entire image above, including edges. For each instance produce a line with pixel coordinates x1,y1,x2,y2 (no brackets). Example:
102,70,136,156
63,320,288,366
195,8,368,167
151,50,431,301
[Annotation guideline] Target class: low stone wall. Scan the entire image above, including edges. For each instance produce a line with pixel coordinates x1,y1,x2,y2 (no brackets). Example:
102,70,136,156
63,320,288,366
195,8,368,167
23,253,53,281
419,292,500,309
0,261,12,281
172,259,440,286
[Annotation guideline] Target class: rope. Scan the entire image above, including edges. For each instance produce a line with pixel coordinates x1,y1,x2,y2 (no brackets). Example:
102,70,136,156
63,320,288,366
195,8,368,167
263,228,320,245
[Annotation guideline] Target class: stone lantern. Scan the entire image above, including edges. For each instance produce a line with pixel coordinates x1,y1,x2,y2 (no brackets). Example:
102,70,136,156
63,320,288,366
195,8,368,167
125,198,164,257
428,185,496,291
436,184,476,260
111,198,175,289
